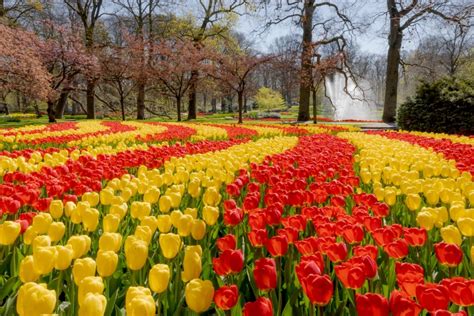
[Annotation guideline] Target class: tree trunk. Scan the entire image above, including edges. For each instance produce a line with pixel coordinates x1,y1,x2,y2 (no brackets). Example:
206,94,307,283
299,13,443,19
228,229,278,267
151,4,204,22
47,100,57,123
312,87,318,124
120,95,126,121
55,90,70,119
227,96,233,113
86,81,95,119
383,17,403,123
244,96,248,113
221,97,225,113
237,91,243,124
0,0,5,17
297,0,315,122
176,96,182,122
187,70,198,120
211,98,217,113
202,93,207,113
16,91,21,112
136,82,145,120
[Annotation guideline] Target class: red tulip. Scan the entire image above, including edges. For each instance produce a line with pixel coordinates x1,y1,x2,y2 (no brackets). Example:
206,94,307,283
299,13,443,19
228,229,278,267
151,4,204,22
216,234,236,252
349,255,377,279
356,293,389,316
384,239,409,259
363,216,382,233
416,283,450,312
353,245,378,261
440,277,474,307
281,215,306,232
435,242,463,267
295,239,317,256
430,311,467,316
300,274,333,306
248,229,267,248
396,262,424,297
226,183,240,197
214,285,239,311
315,222,336,238
330,195,346,207
296,259,321,283
277,227,299,244
212,249,244,276
403,227,427,247
371,202,390,217
322,242,347,263
372,225,402,246
341,224,364,244
224,207,243,226
265,235,288,257
335,261,366,289
243,194,260,210
253,258,277,291
389,290,422,316
243,297,273,316
248,211,266,230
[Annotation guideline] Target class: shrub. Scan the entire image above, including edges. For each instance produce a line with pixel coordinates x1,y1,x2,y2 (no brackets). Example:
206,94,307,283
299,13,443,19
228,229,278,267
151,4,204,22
254,87,285,110
397,77,474,135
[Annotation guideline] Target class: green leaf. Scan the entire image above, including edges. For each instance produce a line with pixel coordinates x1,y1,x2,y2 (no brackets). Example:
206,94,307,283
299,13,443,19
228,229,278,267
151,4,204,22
0,277,19,302
105,289,119,316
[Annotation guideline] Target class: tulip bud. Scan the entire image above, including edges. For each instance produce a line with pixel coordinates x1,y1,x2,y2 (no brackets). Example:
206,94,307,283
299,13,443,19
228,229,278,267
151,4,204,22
99,232,122,253
32,213,53,234
140,216,158,234
203,206,219,225
103,214,121,233
96,250,118,277
185,279,214,313
100,188,115,205
191,219,206,240
33,246,57,275
23,226,38,245
134,225,153,245
82,207,99,232
158,195,172,213
188,179,201,198
55,245,74,270
169,192,182,208
68,235,92,259
203,187,221,206
182,246,202,282
49,200,64,219
177,214,193,237
170,210,183,226
125,236,148,270
32,235,51,253
48,221,66,242
0,221,21,245
19,256,40,283
184,208,198,219
83,192,99,207
156,215,172,233
131,201,152,220
416,211,436,230
159,233,181,259
16,282,56,316
109,203,128,219
78,276,104,306
78,292,107,316
457,217,474,237
126,287,156,316
149,264,170,293
73,257,97,285
440,225,463,246
405,194,421,211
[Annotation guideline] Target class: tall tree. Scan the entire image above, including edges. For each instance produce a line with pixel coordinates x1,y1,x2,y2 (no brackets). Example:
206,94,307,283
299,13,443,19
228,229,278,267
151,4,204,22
112,0,161,120
65,0,104,119
382,0,472,123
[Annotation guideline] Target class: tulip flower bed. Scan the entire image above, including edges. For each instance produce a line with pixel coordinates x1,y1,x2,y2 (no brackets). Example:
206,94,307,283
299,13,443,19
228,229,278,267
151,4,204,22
0,122,473,316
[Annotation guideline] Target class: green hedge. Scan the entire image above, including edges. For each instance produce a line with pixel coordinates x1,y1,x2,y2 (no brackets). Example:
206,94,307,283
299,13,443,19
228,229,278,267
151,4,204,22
397,77,474,135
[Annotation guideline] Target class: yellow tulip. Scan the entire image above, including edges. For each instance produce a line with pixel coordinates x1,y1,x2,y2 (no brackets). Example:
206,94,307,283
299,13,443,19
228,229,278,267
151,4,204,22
169,192,182,208
82,207,100,232
55,245,74,270
203,206,219,225
159,233,181,259
103,214,121,233
170,210,183,227
203,187,221,206
49,200,64,219
156,215,172,233
416,211,436,230
109,203,128,219
70,207,83,224
98,232,122,253
125,236,148,270
384,187,397,206
425,190,439,206
68,235,92,259
83,192,100,207
188,179,201,197
33,246,57,275
32,235,51,253
78,293,107,316
73,257,97,285
32,213,53,234
374,187,385,201
185,279,214,313
440,188,453,204
131,201,152,220
96,250,118,277
144,187,160,204
405,194,421,211
121,187,133,202
182,246,202,282
100,188,115,205
23,226,38,245
140,216,158,233
48,221,66,242
19,256,40,283
457,217,474,236
134,225,153,245
177,214,193,237
191,219,206,241
16,282,56,316
0,221,21,245
184,208,198,219
126,287,156,316
149,264,170,293
64,201,76,217
78,276,104,306
440,225,463,246
158,195,172,213
450,204,467,222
